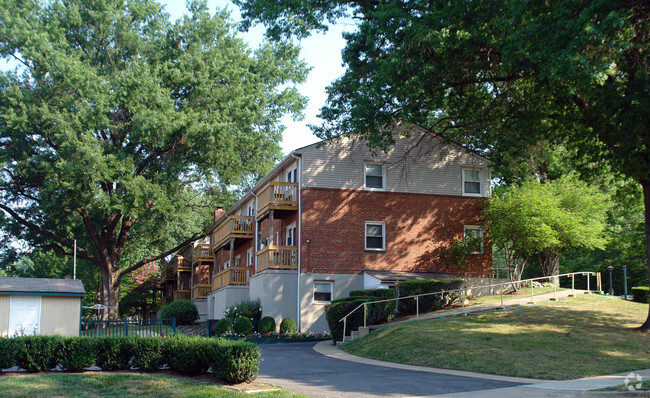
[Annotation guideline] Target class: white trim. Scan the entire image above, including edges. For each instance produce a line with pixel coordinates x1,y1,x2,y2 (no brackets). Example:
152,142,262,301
462,167,483,197
234,255,241,267
364,162,386,191
365,221,386,251
463,225,484,254
313,280,334,303
286,222,297,246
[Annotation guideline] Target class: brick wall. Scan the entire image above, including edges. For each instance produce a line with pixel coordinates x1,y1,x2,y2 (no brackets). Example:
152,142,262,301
301,187,491,275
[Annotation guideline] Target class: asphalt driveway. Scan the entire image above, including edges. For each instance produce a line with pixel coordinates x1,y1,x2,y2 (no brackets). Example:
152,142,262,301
257,341,526,398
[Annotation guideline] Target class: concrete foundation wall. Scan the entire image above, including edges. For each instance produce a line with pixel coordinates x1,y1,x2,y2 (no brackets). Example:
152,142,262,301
208,286,249,319
300,273,364,333
193,299,208,322
249,270,297,328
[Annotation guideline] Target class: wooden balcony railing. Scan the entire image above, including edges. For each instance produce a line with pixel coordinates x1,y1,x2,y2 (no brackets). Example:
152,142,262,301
171,256,192,270
160,256,191,284
256,245,298,271
212,267,253,291
192,283,212,299
212,216,254,248
193,244,213,264
257,182,298,217
173,290,191,301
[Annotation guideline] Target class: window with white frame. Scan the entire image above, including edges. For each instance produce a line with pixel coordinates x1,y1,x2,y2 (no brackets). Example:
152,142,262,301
247,248,254,267
365,221,386,251
364,162,385,190
313,281,333,302
463,226,484,254
223,260,230,269
234,255,241,268
286,222,296,247
286,166,298,183
462,168,482,196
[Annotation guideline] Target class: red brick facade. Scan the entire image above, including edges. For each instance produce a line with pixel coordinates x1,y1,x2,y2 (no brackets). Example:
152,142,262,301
300,187,491,275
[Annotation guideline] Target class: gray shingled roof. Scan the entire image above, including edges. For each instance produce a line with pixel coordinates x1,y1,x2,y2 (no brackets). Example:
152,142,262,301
0,277,85,295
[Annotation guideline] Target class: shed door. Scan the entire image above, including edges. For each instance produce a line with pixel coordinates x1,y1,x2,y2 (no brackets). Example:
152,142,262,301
9,296,41,336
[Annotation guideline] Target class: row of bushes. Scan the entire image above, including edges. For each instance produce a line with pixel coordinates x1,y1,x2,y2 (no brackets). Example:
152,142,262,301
0,335,259,383
325,280,464,342
213,315,296,336
631,286,649,303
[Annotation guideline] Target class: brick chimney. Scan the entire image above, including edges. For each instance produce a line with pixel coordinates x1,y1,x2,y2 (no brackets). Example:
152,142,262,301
214,207,226,222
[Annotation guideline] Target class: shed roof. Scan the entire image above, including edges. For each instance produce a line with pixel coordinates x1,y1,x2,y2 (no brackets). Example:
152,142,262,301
0,277,85,296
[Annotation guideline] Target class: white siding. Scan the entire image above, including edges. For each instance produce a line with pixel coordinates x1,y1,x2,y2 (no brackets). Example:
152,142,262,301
298,126,491,197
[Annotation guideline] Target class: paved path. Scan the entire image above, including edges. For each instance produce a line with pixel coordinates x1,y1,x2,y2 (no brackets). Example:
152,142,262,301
258,293,650,397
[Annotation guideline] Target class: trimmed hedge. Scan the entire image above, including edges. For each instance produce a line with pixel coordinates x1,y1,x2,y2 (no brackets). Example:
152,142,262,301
350,288,397,301
206,339,261,383
233,317,254,335
325,296,381,342
0,338,15,370
395,279,464,315
0,335,260,382
214,318,233,336
13,335,62,372
349,288,397,323
279,318,297,334
631,286,649,303
95,336,133,371
160,300,199,325
59,337,96,372
258,316,276,334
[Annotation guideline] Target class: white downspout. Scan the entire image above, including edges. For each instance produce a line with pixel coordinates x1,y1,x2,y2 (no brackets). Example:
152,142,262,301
292,153,302,332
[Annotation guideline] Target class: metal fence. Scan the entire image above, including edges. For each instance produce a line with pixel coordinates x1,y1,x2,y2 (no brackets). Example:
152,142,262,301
339,271,602,340
80,317,176,337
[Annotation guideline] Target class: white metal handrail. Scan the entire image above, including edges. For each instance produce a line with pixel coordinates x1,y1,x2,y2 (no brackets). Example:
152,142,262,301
338,271,601,341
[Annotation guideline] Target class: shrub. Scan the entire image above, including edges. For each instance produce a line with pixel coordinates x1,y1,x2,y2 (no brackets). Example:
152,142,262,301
325,296,379,342
130,337,164,371
160,300,199,325
349,288,397,322
0,338,15,370
224,298,262,325
164,336,213,374
395,279,464,315
631,286,649,303
95,337,134,371
258,316,276,334
205,339,260,383
58,337,96,372
279,318,296,335
13,335,62,372
214,318,233,336
233,317,254,335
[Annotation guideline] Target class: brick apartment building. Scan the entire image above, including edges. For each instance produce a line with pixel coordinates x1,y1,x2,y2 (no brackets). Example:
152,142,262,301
161,125,492,331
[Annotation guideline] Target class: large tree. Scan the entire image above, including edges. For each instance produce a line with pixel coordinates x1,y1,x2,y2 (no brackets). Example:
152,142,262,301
235,0,650,329
0,0,308,319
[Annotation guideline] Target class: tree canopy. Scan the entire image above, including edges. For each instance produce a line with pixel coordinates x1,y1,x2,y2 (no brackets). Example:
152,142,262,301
236,0,650,328
0,0,308,318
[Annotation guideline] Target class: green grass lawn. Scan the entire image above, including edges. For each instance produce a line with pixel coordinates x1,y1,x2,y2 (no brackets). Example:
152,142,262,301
343,295,650,380
0,373,305,398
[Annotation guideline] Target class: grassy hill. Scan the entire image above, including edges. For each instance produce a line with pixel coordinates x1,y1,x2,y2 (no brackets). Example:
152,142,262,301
342,295,649,380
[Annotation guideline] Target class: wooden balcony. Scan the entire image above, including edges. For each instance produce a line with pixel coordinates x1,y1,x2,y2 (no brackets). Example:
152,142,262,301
256,245,298,271
173,290,191,301
193,244,213,264
212,216,254,248
257,182,298,217
160,256,191,283
212,267,253,291
192,283,212,299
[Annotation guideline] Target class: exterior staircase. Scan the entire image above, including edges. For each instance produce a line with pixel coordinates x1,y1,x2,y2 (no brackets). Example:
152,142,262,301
176,323,207,336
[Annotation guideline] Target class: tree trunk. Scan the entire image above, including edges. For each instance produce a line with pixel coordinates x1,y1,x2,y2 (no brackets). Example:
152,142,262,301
100,264,121,321
639,180,650,331
538,249,561,286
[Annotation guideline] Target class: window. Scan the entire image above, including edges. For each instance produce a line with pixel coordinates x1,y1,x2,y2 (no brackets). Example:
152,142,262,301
462,168,482,196
286,166,298,183
464,226,484,254
234,255,241,268
314,281,333,302
247,203,255,217
365,163,385,190
286,222,296,247
247,248,254,267
223,260,230,270
365,221,385,251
